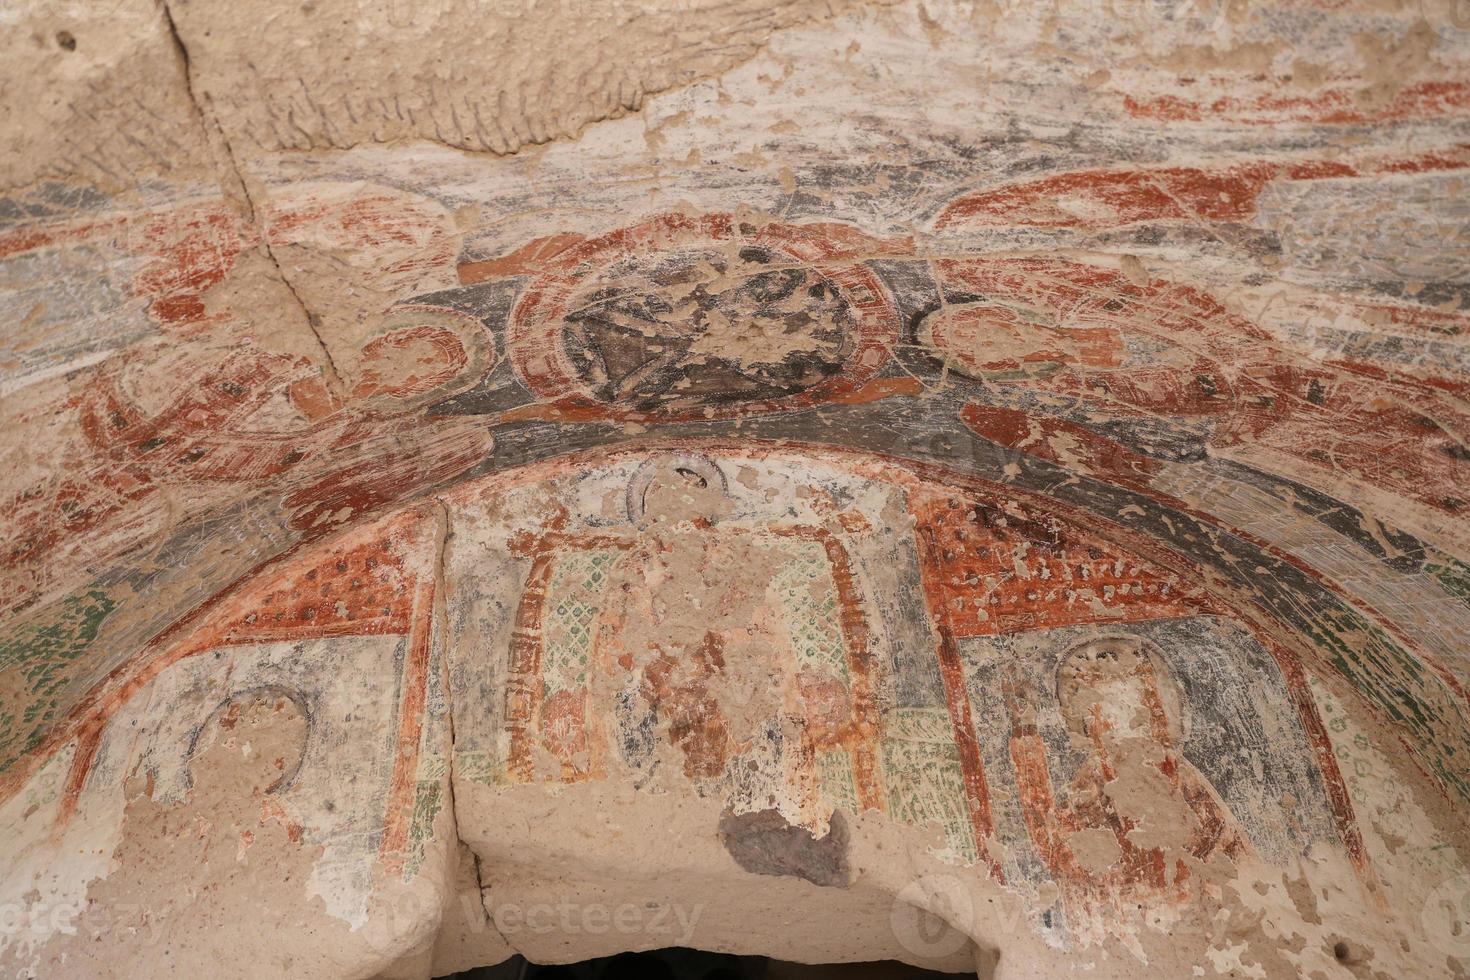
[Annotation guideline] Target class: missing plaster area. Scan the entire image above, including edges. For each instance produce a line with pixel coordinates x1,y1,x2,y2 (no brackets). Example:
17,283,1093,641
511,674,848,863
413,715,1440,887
718,808,853,888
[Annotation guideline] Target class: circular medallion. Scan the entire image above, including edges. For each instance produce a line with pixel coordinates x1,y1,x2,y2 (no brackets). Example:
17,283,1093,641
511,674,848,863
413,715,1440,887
508,214,899,421
350,304,496,416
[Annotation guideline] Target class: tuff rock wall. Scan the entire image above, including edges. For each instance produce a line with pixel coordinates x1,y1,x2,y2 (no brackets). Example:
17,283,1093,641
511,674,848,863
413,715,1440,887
1,0,1469,977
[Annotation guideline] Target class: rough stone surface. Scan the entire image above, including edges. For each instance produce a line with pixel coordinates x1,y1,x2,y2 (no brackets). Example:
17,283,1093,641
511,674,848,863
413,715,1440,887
2,0,1469,977
720,809,854,887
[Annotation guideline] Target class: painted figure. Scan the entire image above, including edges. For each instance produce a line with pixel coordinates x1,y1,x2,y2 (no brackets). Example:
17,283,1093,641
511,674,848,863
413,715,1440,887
929,258,1470,527
503,455,882,829
2,305,494,614
1007,637,1250,950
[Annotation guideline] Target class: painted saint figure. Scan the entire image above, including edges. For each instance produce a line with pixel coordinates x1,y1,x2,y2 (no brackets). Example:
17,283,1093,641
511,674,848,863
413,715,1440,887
2,304,494,614
1007,637,1250,950
924,259,1470,541
502,455,882,830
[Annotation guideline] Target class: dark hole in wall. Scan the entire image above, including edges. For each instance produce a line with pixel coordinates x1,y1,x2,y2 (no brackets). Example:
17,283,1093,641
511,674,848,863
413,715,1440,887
440,949,976,979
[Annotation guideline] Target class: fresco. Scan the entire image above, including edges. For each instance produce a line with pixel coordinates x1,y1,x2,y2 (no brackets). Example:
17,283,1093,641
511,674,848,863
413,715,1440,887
4,185,1466,966
2,0,1468,973
0,506,452,972
484,213,903,421
5,198,1466,967
436,449,1378,947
